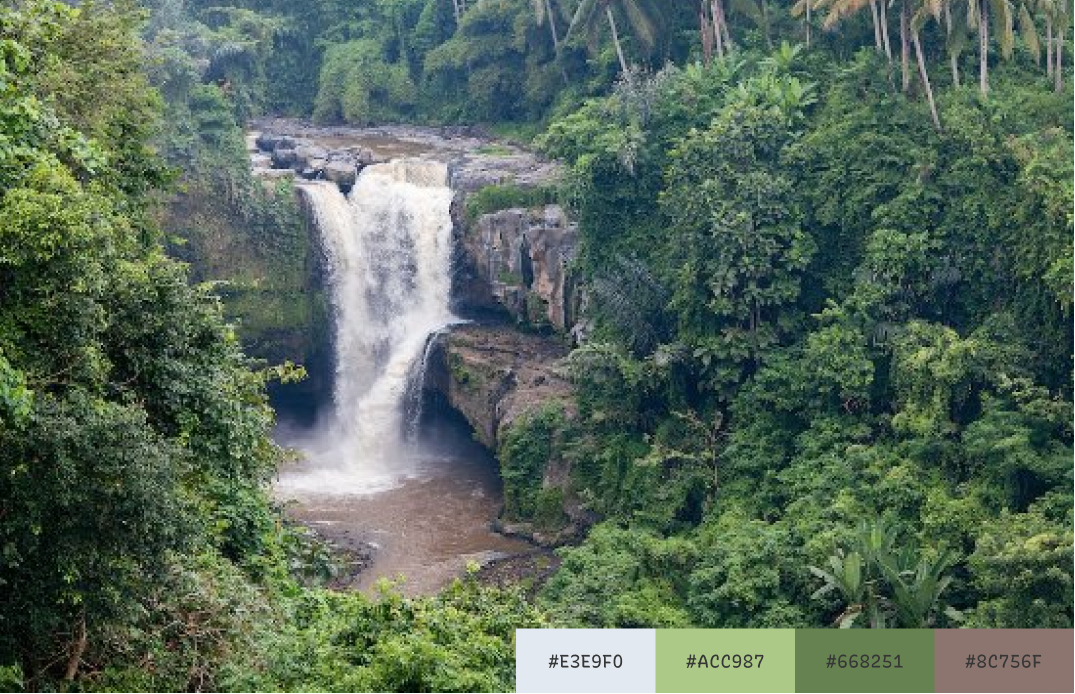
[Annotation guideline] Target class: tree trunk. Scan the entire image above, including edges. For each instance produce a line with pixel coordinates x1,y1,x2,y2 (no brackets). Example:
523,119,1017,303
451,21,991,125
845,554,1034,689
872,1,881,52
944,3,959,86
900,0,911,92
1046,19,1053,78
700,5,714,62
979,0,989,95
1055,32,1063,92
714,0,732,53
880,1,893,63
607,5,628,74
913,31,942,130
711,0,725,58
806,0,812,47
545,0,560,49
450,0,460,25
546,0,569,84
65,613,87,682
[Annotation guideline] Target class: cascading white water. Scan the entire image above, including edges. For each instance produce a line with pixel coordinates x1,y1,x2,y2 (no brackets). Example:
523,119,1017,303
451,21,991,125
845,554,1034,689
278,159,456,493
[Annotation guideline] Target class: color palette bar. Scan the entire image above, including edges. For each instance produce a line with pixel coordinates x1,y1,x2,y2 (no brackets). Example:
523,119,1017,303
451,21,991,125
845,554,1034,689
516,629,1074,693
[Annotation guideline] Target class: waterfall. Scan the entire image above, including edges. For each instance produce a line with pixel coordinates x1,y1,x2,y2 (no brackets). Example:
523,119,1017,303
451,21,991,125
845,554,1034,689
280,159,456,493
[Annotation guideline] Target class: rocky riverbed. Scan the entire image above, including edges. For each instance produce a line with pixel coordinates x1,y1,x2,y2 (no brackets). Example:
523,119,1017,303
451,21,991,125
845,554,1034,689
248,118,562,193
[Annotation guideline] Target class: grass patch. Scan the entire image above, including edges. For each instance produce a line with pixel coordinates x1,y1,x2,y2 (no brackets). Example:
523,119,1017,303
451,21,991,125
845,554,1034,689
465,183,559,220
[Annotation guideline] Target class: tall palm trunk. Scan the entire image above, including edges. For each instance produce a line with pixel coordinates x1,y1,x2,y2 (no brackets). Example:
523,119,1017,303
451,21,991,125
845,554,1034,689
606,4,628,73
1046,18,1053,78
880,1,894,63
700,3,715,61
913,31,942,129
806,0,812,47
450,0,461,24
979,0,989,95
709,0,726,58
944,2,959,85
713,0,732,53
870,1,883,52
1055,30,1063,92
545,0,569,84
545,0,561,50
900,0,911,91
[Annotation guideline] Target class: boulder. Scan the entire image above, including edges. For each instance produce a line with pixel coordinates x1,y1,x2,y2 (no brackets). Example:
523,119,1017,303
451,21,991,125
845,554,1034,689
293,144,329,171
300,158,328,180
271,147,297,169
255,133,279,152
323,161,358,191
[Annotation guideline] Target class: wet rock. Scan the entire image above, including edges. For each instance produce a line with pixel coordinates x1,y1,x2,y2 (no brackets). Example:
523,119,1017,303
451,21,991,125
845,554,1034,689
271,147,297,169
323,161,358,191
255,132,279,151
452,204,579,332
293,144,329,171
428,324,572,451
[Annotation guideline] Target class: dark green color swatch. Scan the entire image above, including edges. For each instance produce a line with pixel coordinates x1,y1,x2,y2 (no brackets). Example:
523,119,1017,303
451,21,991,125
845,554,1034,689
794,629,935,692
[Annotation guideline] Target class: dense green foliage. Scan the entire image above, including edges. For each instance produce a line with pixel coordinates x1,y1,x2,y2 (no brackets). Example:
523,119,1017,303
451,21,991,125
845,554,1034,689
0,2,541,690
516,47,1073,631
131,0,1071,131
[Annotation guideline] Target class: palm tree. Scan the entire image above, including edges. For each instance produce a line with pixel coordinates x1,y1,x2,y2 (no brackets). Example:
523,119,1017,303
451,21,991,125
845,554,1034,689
876,547,960,628
939,0,967,85
810,521,961,628
700,0,734,59
911,21,942,128
808,0,894,62
1054,0,1070,92
533,0,570,83
1036,0,1071,91
794,0,815,45
566,0,663,74
964,0,1014,94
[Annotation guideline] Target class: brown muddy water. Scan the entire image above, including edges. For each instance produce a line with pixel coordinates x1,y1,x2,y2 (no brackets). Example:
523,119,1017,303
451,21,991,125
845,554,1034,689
273,419,532,596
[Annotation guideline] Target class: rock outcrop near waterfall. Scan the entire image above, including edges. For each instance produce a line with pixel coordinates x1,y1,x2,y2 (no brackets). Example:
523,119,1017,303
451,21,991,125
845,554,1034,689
450,204,580,333
420,324,572,450
418,324,585,545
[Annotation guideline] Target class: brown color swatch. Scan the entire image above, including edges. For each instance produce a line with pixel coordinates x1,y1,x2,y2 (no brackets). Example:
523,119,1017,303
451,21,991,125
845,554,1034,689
934,629,1073,693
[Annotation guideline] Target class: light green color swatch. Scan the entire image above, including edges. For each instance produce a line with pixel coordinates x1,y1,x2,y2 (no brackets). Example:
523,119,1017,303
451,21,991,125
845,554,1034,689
656,629,796,693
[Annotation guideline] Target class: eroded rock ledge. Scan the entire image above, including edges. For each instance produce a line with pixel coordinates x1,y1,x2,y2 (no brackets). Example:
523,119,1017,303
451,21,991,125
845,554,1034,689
421,323,573,451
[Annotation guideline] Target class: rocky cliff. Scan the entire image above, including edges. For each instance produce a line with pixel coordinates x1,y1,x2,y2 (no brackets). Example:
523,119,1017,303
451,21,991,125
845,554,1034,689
450,203,581,333
420,324,572,450
247,119,582,336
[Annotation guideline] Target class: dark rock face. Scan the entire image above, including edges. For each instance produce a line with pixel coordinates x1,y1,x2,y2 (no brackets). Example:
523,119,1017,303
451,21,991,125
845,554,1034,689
423,324,572,451
271,147,297,169
452,204,579,332
420,324,593,546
